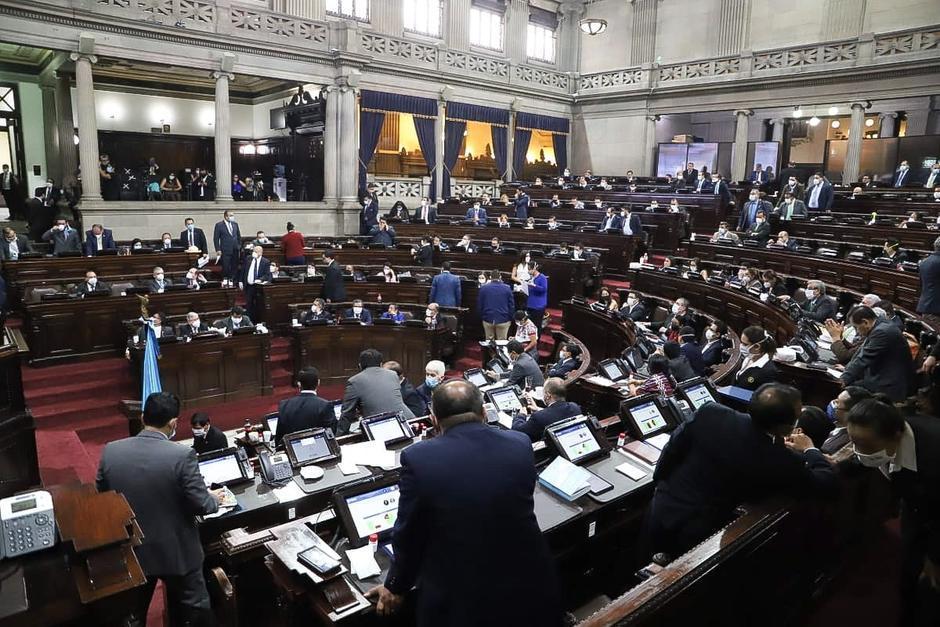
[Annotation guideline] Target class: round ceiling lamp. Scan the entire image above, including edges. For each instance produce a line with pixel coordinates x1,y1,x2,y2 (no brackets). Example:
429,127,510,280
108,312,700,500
809,116,821,126
831,120,841,129
792,106,803,118
828,106,839,116
865,118,875,127
579,18,608,35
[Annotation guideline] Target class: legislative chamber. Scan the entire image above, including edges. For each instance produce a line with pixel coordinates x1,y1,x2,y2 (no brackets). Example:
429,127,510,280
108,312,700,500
0,1,937,626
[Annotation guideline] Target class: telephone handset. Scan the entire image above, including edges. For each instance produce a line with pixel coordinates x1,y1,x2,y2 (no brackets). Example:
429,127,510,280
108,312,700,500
235,448,255,480
259,452,293,484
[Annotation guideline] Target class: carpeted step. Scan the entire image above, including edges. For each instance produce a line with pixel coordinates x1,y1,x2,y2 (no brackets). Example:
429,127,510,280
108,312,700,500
21,356,127,384
32,397,125,429
25,372,135,405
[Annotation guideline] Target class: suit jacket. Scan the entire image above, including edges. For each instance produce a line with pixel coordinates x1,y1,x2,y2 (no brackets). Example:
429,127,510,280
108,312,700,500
96,430,218,575
680,342,705,376
178,322,211,337
682,169,699,185
893,168,915,187
0,235,31,260
275,391,337,444
401,381,428,418
478,281,515,325
668,356,697,382
820,427,850,455
747,170,767,184
505,352,544,388
74,280,111,296
213,219,242,255
83,229,116,256
413,244,433,267
339,367,415,435
384,421,561,627
42,227,81,255
361,198,379,231
241,256,272,285
216,315,254,333
192,425,229,456
301,308,331,324
712,180,732,205
35,185,61,207
701,340,725,367
430,271,462,307
802,296,836,322
735,358,779,390
804,182,834,209
546,358,580,379
147,277,174,293
342,307,373,324
598,214,623,232
891,416,940,564
413,205,438,225
746,221,771,245
514,194,530,220
464,207,489,223
737,200,773,230
648,403,838,556
620,301,649,322
917,252,940,314
512,400,581,443
621,213,643,236
780,182,805,199
776,199,808,219
321,261,346,302
841,319,914,401
180,227,209,254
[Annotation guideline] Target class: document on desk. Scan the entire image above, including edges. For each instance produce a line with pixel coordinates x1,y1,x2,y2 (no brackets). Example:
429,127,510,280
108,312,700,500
341,440,396,468
338,460,360,475
538,457,591,502
203,486,238,519
497,410,514,429
645,433,672,451
273,481,305,503
583,374,615,387
826,367,844,380
346,545,382,580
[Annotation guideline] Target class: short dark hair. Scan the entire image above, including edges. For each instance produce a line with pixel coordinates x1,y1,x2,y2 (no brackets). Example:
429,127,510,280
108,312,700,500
507,339,525,355
287,222,295,231
190,411,210,427
514,310,528,322
431,379,484,423
359,348,383,369
749,383,801,432
441,261,451,271
846,398,904,439
231,305,245,316
662,341,681,359
383,360,404,378
647,353,671,375
297,366,320,390
848,306,877,324
323,249,335,259
797,406,832,448
678,326,696,341
842,386,872,411
143,392,181,428
563,342,581,358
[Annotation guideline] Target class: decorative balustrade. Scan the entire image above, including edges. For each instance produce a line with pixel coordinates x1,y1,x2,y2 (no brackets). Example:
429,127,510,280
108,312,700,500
370,177,499,204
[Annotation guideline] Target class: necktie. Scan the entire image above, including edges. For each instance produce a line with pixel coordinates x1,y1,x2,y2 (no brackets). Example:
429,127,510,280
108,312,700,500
226,221,232,235
248,258,257,285
714,184,719,195
896,171,905,187
10,242,17,260
928,171,937,188
189,231,194,247
786,202,793,220
810,185,821,207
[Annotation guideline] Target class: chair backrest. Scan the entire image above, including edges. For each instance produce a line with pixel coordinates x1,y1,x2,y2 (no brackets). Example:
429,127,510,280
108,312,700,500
649,305,669,326
440,314,458,332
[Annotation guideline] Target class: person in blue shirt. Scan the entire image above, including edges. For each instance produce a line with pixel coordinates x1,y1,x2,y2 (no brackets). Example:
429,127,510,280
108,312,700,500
343,299,373,324
429,262,462,307
464,201,488,225
525,260,549,335
477,270,515,341
380,303,406,323
678,326,706,376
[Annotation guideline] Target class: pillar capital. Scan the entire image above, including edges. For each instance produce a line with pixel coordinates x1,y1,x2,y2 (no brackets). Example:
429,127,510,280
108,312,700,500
559,1,585,18
849,101,868,111
212,70,234,81
646,114,660,123
69,52,97,65
769,117,785,125
439,85,453,103
879,111,898,120
733,109,753,118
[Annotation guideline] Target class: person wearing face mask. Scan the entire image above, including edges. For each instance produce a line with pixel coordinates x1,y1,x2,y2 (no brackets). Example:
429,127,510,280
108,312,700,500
804,172,833,210
489,237,503,254
455,235,478,254
760,270,787,298
34,177,61,210
780,175,805,199
216,305,254,334
239,245,272,319
597,207,622,232
156,232,174,251
252,230,271,247
0,226,31,260
76,270,110,296
595,287,618,312
774,190,808,221
414,360,446,415
677,326,705,376
184,267,208,290
180,217,208,255
737,189,772,231
700,320,728,368
343,299,373,325
369,218,396,247
275,366,338,444
496,213,511,229
160,172,183,201
571,197,585,210
485,339,544,388
857,174,877,189
380,263,398,283
127,312,175,357
415,197,437,225
840,306,914,402
147,266,172,293
213,210,242,287
41,219,80,255
424,303,441,329
429,261,462,307
546,343,582,379
79,222,115,256
511,377,581,443
893,159,915,187
524,217,536,230
735,326,779,390
659,298,693,341
682,161,698,186
189,412,228,455
549,195,561,209
668,199,682,214
745,211,771,245
383,360,427,418
513,188,531,221
846,399,940,625
619,291,649,322
816,386,873,455
410,236,433,267
96,392,224,627
710,221,740,244
301,298,331,325
694,173,714,194
923,163,940,189
465,201,488,225
620,206,643,237
179,311,210,338
768,229,797,251
799,281,836,322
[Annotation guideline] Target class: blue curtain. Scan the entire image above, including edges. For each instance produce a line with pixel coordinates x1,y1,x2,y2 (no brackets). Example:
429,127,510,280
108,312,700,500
361,90,437,116
512,128,531,182
491,125,508,179
358,109,385,196
552,133,567,175
442,119,467,199
447,102,509,125
413,116,437,199
517,112,570,134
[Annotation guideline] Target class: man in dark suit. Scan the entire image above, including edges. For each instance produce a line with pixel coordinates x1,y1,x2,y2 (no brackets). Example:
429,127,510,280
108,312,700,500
369,218,396,247
917,236,940,329
775,191,808,220
678,326,705,375
804,173,833,210
42,218,81,255
487,340,545,388
745,210,771,245
747,164,767,185
240,245,272,319
693,173,714,194
96,392,223,625
365,380,562,627
800,281,836,322
300,299,331,325
75,270,110,297
147,266,173,293
780,174,805,199
35,178,61,210
597,207,622,232
682,162,698,185
320,250,346,303
360,192,379,235
711,173,732,207
215,305,253,333
513,189,530,221
737,190,773,230
819,386,872,454
1,164,22,220
546,343,582,379
414,197,437,225
275,367,337,444
82,223,116,256
343,299,373,324
0,226,31,260
464,201,488,225
893,160,915,187
429,262,462,307
339,349,415,435
620,207,643,237
846,399,940,625
620,292,649,321
179,312,210,338
383,360,428,418
700,321,728,368
663,341,696,382
212,210,241,285
511,377,581,442
841,306,914,402
646,383,838,558
411,236,433,267
180,217,208,254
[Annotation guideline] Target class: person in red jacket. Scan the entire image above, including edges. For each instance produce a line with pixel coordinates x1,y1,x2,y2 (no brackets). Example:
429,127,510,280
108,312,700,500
281,221,305,265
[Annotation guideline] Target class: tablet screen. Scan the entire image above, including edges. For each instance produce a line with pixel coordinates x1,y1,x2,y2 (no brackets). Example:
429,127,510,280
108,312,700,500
631,401,669,437
490,388,522,413
466,370,488,387
601,361,623,380
198,453,242,486
683,383,716,409
367,415,407,444
346,484,401,542
287,432,333,464
554,420,601,463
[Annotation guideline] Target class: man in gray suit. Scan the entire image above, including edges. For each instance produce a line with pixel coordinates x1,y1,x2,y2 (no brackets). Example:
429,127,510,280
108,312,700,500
96,392,223,625
486,340,544,388
339,348,416,435
41,218,81,255
841,306,914,402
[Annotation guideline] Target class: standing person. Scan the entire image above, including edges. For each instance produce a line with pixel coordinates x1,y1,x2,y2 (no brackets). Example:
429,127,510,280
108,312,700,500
281,221,305,266
338,349,415,435
804,172,833,211
514,188,530,221
180,217,208,254
42,218,81,255
213,210,241,286
429,262,462,307
320,250,345,303
96,392,224,626
360,191,379,235
1,164,22,220
98,154,119,201
366,381,563,627
917,235,940,329
478,270,515,341
240,246,272,320
525,260,548,336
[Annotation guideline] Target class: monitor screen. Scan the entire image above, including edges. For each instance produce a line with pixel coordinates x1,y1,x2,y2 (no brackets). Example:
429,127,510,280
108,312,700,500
554,420,601,463
346,484,401,542
466,370,488,387
490,388,522,413
366,414,407,444
266,415,279,434
683,383,716,409
600,361,623,381
287,432,333,464
630,400,669,437
198,453,243,486
332,402,342,420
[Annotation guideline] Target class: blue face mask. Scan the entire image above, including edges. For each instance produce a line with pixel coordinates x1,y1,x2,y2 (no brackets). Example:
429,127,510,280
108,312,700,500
425,376,440,388
826,401,838,422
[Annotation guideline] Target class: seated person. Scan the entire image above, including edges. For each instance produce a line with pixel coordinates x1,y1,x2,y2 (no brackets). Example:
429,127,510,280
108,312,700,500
432,236,449,252
668,199,683,214
727,266,750,289
414,360,445,415
380,263,398,283
546,343,582,379
898,211,922,228
381,303,406,323
683,258,706,280
646,200,660,212
595,287,619,312
571,242,588,261
158,232,176,251
454,234,478,253
597,177,612,190
216,305,253,333
701,320,729,368
627,354,675,397
549,195,561,209
489,237,504,253
275,366,337,444
546,216,561,231
550,242,571,257
301,298,331,324
425,303,441,329
344,265,366,282
735,326,779,390
798,281,836,322
775,191,808,220
74,270,110,296
480,193,493,206
597,207,621,232
768,230,797,250
147,266,173,292
881,240,908,264
761,270,788,297
659,298,694,341
343,299,373,324
511,378,582,442
179,311,210,337
485,339,544,388
524,217,536,230
571,197,585,210
795,406,834,450
710,221,740,244
184,267,209,289
81,223,115,256
464,201,488,225
0,227,32,260
663,341,696,382
269,262,283,280
496,214,511,229
678,326,705,376
383,360,426,418
369,218,396,247
745,210,771,245
190,412,228,455
620,292,649,321
386,201,410,221
126,311,175,357
661,256,676,271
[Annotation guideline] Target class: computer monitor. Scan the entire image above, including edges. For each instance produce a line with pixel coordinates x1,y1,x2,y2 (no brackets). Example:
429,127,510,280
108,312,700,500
597,358,630,382
620,394,674,440
464,368,489,388
485,386,523,414
332,474,401,548
677,377,719,411
197,447,250,487
283,428,340,468
545,415,606,465
265,412,278,435
360,412,414,446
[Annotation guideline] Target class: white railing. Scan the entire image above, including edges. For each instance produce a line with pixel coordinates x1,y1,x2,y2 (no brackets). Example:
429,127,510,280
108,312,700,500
370,176,500,205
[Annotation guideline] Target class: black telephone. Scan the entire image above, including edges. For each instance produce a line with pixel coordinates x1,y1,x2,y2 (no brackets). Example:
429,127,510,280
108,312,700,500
235,448,255,480
259,452,293,484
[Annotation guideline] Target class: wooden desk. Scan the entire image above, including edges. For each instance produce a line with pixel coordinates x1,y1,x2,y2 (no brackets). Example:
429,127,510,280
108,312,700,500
130,332,271,409
780,219,937,251
2,251,202,287
0,327,37,499
25,287,236,365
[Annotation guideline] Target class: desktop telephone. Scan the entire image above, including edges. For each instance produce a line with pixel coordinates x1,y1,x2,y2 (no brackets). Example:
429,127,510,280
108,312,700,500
259,452,293,484
1,490,56,559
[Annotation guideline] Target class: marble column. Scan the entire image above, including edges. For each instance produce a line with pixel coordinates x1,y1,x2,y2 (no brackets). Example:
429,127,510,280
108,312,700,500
434,98,445,201
879,112,898,138
558,1,584,73
447,0,471,51
322,84,339,203
843,102,866,185
730,109,753,182
372,0,404,37
336,75,359,203
716,0,751,57
506,104,517,181
630,0,659,66
55,73,78,184
505,0,529,65
213,70,234,202
39,80,60,183
644,115,659,176
770,118,785,143
69,51,101,201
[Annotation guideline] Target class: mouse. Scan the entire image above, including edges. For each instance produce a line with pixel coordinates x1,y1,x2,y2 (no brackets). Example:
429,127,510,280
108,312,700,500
302,465,325,481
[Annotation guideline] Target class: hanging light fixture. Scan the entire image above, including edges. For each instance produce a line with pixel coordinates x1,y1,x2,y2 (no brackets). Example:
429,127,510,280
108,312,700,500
865,118,875,127
809,116,821,126
828,106,839,116
831,120,841,129
792,106,803,118
579,18,608,35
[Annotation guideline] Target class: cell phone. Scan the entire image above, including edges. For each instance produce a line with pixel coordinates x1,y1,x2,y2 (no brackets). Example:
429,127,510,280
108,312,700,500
586,473,613,495
297,545,341,576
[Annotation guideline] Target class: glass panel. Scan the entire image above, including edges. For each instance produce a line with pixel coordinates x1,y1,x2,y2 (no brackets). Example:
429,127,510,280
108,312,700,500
657,144,688,177
686,143,718,175
0,87,14,113
749,141,779,176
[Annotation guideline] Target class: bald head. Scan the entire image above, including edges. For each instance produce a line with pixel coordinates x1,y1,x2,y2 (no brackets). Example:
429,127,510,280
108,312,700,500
431,380,484,431
543,377,567,403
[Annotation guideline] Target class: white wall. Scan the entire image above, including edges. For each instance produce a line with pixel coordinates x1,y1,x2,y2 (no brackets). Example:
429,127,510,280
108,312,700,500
573,113,648,174
18,81,47,193
579,0,631,74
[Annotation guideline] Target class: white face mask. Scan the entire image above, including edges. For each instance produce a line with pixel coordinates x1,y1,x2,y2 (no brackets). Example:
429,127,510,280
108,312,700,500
789,179,796,186
719,227,727,234
705,329,717,341
353,306,362,314
671,303,680,314
806,289,817,299
627,297,637,306
763,281,771,288
813,178,821,185
191,319,200,328
900,164,909,171
232,317,241,324
186,272,195,280
87,277,97,286
756,218,764,224
749,194,758,201
934,192,940,200
425,309,433,317
192,428,206,437
155,273,164,281
163,238,171,246
854,446,894,468
252,252,260,259
740,344,753,357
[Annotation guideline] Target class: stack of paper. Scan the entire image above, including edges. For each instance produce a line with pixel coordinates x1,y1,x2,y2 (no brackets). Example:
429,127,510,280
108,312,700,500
539,457,591,502
340,441,396,469
346,545,381,580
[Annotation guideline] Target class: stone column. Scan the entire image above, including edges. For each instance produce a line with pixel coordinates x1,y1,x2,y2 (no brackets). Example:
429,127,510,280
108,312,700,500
630,0,659,66
372,0,404,37
505,0,529,66
322,84,339,204
644,114,659,176
337,77,359,202
843,102,866,185
278,0,325,19
770,118,785,143
213,69,234,202
506,101,518,181
55,73,78,183
716,0,751,57
40,80,60,183
447,0,471,51
558,1,584,72
879,112,898,138
434,96,445,201
730,109,753,182
69,51,101,201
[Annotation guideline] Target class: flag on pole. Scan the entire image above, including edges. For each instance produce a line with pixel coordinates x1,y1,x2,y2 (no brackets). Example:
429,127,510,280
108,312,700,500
141,322,162,407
